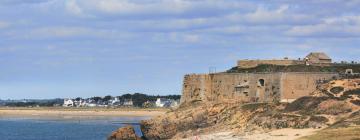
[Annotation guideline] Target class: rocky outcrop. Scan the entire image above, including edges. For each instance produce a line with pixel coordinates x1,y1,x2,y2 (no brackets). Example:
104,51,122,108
110,78,360,139
138,79,360,139
107,125,142,140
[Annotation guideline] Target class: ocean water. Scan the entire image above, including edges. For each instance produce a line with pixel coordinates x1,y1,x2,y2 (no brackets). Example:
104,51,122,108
0,116,148,140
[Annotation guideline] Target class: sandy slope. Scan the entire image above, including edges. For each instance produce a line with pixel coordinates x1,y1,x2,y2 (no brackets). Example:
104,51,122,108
180,128,319,140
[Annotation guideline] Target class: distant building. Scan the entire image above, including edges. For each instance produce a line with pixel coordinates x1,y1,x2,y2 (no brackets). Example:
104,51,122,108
305,52,332,65
123,99,133,106
156,98,171,107
109,97,121,106
73,99,86,107
63,99,74,107
170,99,180,108
237,52,332,68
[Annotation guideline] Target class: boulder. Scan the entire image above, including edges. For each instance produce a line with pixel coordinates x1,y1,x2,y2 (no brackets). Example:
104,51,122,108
108,125,142,140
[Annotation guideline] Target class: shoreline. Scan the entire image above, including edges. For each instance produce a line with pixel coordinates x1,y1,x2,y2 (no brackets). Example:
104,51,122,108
0,107,167,118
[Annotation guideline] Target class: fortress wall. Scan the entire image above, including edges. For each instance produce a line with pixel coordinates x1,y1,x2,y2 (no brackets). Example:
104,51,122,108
180,74,212,104
209,73,282,102
181,73,283,103
237,60,304,68
181,72,339,104
280,73,338,102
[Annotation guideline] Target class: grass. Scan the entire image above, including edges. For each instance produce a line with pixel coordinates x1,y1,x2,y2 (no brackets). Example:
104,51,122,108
297,126,360,140
227,64,360,73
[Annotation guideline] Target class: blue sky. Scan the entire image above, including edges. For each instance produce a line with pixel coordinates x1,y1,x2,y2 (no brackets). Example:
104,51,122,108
1,0,360,99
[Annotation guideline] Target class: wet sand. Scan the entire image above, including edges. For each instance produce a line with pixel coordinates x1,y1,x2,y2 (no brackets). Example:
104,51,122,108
0,107,167,118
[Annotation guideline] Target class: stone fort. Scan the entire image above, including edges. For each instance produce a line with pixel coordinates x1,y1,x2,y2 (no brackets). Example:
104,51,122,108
181,52,357,104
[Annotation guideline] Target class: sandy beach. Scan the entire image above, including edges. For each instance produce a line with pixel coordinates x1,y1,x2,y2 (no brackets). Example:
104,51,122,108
0,107,167,118
181,128,320,140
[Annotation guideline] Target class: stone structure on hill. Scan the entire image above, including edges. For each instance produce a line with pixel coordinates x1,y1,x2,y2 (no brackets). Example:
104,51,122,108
237,52,332,69
181,52,357,104
305,52,332,65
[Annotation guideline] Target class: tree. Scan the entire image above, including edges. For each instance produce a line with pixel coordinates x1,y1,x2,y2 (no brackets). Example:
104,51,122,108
91,96,102,102
122,94,132,99
103,95,112,102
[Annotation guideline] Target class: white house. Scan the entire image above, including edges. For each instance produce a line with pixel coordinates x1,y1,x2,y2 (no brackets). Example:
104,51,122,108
109,97,121,106
155,98,171,107
74,99,86,107
63,99,74,107
170,100,180,108
123,99,133,106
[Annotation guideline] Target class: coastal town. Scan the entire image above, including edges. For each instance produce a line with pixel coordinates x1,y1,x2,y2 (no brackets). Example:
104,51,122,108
62,96,180,108
0,93,180,108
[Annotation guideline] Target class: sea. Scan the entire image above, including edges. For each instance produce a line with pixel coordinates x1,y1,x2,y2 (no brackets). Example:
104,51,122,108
0,116,148,140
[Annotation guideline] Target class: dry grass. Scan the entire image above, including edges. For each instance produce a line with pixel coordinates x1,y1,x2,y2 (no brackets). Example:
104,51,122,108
297,126,360,140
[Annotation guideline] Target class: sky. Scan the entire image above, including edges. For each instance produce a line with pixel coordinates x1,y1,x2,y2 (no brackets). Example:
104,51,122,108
1,0,360,99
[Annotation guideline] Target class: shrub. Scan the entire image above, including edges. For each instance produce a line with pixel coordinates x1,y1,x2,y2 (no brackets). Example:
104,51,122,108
340,89,360,100
309,116,329,123
317,100,352,115
284,96,329,114
241,103,269,111
330,86,344,94
350,100,360,106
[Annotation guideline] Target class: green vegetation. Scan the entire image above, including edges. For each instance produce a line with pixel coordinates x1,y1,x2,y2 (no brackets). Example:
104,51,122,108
330,86,344,94
297,126,360,140
4,99,63,107
241,103,270,111
227,64,360,73
284,97,329,114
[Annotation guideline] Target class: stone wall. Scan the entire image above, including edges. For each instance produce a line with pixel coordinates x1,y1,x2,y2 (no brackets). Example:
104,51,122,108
181,74,211,104
280,72,338,102
181,72,339,104
237,60,304,68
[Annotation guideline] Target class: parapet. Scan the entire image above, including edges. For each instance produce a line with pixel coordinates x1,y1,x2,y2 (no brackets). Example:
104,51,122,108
237,59,304,68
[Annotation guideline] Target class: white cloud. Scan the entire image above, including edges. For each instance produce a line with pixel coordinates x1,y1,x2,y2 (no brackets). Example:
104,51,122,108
62,0,255,18
3,26,135,40
94,0,142,14
63,0,194,17
226,5,314,25
0,21,10,29
183,34,199,43
152,32,201,43
32,27,90,37
286,15,360,37
65,0,88,17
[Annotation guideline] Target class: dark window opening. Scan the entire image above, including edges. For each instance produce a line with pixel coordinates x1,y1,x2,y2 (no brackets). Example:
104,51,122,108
259,79,265,86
